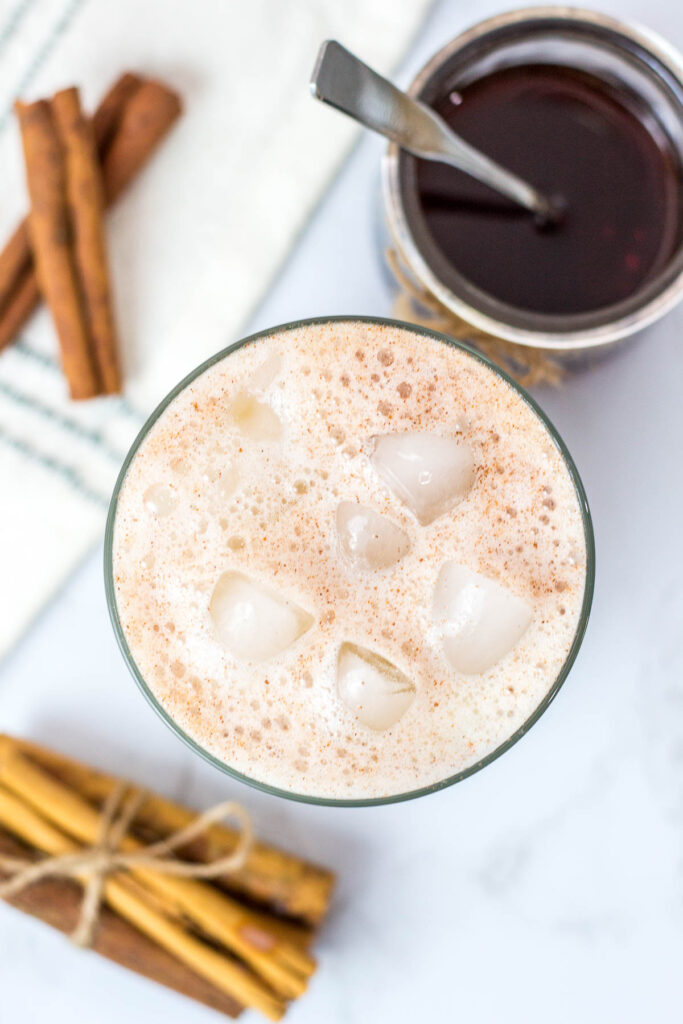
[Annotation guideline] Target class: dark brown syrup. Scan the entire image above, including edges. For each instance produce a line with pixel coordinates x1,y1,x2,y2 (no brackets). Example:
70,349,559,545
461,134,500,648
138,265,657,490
414,64,682,315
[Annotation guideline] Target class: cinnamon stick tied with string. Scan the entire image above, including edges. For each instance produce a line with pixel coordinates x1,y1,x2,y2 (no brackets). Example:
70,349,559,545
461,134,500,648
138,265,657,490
0,735,333,1020
0,826,243,1019
0,73,181,363
13,735,334,928
0,784,285,1021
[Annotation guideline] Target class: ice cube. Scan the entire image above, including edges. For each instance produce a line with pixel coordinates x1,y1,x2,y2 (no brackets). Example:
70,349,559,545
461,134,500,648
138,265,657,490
228,391,282,441
432,562,532,674
247,351,281,392
336,502,410,570
143,483,177,517
337,643,415,731
209,572,313,662
203,463,239,501
371,432,475,525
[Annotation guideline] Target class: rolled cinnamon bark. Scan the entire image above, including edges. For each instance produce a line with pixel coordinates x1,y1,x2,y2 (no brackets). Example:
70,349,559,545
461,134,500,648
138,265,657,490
101,77,182,203
0,785,286,1021
14,99,99,399
13,735,335,926
0,73,181,356
91,72,144,153
0,74,141,350
0,741,315,1003
0,223,32,318
0,272,40,352
51,87,121,394
0,827,243,1018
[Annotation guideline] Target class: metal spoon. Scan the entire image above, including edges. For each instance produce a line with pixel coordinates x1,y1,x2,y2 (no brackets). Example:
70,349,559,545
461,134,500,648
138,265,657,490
310,40,555,221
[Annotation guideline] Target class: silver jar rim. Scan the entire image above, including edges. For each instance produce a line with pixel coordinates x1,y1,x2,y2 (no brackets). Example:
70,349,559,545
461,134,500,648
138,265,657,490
383,6,683,351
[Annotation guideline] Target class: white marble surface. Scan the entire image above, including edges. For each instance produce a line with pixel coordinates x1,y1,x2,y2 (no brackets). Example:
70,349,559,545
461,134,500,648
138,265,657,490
2,1,683,1021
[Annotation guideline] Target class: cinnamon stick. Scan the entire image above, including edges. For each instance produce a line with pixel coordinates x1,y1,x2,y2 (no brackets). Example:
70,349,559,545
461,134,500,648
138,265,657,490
0,741,315,1003
0,784,286,1020
13,735,335,926
0,223,32,316
0,827,243,1019
0,73,181,355
100,77,182,203
0,272,40,352
14,99,99,399
91,72,144,153
52,86,120,393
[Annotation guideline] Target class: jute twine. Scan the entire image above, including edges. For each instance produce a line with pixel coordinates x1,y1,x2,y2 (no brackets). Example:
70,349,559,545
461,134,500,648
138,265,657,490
0,782,253,947
386,248,564,388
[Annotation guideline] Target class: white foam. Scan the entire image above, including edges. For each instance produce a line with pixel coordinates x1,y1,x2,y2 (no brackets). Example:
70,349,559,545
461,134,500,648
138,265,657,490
112,320,587,799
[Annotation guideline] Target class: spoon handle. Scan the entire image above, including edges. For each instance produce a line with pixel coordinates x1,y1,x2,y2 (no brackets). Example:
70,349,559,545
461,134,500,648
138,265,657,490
310,40,551,219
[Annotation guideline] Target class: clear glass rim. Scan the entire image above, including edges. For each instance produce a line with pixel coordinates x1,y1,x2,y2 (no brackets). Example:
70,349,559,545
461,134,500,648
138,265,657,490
104,315,596,808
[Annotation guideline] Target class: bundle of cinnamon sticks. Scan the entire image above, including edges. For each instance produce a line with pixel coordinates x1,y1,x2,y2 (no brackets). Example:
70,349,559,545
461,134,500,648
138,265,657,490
0,73,182,398
0,734,335,1020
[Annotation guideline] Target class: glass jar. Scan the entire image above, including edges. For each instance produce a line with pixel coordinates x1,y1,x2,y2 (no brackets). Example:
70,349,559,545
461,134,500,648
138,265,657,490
383,7,683,365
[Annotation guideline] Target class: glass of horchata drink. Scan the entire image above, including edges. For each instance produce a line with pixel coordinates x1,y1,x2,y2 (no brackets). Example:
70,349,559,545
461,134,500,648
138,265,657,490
106,317,594,806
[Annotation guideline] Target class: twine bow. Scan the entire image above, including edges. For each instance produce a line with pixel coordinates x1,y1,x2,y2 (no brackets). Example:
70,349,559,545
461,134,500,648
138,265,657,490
0,782,253,947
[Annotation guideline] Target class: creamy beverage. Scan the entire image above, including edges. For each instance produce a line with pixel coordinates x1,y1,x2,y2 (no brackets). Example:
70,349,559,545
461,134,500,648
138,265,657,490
111,319,590,800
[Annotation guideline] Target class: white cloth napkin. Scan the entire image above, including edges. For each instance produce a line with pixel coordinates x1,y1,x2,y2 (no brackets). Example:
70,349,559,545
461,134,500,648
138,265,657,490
0,0,432,658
